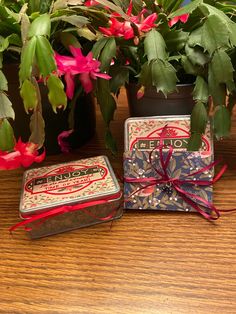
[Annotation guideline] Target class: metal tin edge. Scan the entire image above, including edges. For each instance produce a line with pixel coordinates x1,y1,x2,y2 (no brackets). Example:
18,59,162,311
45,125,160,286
102,155,121,194
19,168,32,216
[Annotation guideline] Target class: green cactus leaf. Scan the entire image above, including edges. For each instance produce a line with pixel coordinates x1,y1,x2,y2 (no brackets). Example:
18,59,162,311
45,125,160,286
0,118,15,151
35,36,56,78
20,79,38,113
0,93,15,119
28,14,51,38
47,75,67,113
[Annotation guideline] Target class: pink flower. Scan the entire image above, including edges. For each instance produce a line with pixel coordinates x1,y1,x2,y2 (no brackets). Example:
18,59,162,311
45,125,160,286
99,1,157,39
55,46,111,99
57,130,73,153
168,14,189,27
130,8,157,33
100,18,135,39
54,53,78,99
0,139,45,170
70,46,111,92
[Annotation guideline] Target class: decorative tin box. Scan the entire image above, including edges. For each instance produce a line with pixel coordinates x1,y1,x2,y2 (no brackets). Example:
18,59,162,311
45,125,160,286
17,156,122,238
124,116,214,213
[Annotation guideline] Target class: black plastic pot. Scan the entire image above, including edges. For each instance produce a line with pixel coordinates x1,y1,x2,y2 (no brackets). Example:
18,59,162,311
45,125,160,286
126,83,195,117
3,63,96,155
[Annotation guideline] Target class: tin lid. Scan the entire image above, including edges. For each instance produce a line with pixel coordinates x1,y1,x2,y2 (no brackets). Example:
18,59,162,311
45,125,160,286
20,155,120,216
124,115,213,156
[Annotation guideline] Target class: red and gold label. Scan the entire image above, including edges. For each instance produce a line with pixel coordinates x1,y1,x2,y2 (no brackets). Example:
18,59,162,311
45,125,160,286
25,164,107,195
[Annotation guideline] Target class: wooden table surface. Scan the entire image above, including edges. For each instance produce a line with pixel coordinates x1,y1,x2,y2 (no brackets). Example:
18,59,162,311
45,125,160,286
1,90,236,314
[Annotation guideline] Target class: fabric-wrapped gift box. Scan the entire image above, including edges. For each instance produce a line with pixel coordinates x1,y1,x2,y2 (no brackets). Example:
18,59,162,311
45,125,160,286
123,148,214,213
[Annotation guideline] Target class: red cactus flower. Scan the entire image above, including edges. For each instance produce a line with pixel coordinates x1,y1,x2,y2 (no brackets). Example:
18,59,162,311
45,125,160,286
55,46,111,98
168,14,189,27
99,1,157,39
0,139,45,170
84,0,99,6
57,130,73,153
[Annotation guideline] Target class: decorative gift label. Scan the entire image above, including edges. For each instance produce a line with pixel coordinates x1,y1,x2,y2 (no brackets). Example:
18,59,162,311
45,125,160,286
20,156,120,214
124,116,212,157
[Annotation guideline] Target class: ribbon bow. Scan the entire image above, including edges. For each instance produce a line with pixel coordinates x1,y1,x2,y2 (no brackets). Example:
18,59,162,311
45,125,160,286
124,126,227,221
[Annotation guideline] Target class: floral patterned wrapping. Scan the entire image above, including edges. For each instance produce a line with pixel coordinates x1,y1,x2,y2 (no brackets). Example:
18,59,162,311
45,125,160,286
123,150,214,212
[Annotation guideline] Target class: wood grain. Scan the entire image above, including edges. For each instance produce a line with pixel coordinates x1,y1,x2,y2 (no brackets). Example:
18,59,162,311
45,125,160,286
0,89,236,314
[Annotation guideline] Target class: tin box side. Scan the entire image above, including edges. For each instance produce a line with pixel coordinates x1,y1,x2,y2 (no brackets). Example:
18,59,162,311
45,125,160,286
28,193,123,239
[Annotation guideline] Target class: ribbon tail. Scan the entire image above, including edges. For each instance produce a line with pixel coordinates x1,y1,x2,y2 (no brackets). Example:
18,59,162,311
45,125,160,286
9,207,67,232
213,164,227,183
175,184,220,221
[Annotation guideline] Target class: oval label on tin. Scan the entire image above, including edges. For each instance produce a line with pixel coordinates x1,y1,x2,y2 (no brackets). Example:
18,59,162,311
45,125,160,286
130,126,210,152
25,164,107,195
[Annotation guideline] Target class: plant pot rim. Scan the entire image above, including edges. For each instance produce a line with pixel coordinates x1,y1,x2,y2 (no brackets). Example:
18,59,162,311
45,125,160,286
176,83,194,87
126,82,194,87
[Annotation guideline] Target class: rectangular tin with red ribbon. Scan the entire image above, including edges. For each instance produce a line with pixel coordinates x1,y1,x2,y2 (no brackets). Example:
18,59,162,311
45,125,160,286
18,155,122,239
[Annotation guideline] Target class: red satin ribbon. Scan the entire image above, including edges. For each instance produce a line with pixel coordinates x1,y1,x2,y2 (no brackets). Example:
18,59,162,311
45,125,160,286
10,192,122,232
124,126,227,221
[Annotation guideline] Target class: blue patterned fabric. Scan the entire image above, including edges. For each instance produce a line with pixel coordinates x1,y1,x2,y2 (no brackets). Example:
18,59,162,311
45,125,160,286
123,150,213,212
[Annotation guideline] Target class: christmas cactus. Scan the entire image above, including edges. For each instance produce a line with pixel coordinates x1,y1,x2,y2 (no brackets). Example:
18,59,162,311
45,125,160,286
0,0,236,169
88,0,236,149
0,0,111,166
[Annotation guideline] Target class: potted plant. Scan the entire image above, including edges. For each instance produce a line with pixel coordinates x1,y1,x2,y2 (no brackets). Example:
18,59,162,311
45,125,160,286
0,0,111,167
84,0,236,150
0,0,236,170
